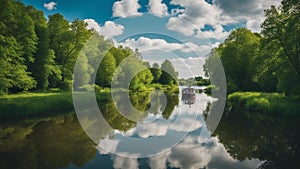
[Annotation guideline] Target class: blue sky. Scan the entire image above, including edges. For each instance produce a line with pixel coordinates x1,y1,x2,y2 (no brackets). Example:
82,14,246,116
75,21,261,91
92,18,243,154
22,0,280,32
23,0,187,25
22,0,281,78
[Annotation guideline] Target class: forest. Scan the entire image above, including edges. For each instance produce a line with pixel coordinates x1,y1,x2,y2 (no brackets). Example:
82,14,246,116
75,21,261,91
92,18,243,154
0,0,178,95
0,0,299,168
204,0,300,114
1,0,299,115
207,0,300,96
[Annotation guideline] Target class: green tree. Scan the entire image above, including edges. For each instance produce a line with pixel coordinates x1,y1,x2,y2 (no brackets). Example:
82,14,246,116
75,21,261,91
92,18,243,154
130,69,154,91
150,63,162,83
64,19,93,80
73,53,91,89
96,52,116,87
79,33,113,83
114,56,153,91
48,15,92,89
47,13,71,87
0,36,35,94
143,61,151,68
110,46,132,66
159,59,178,85
262,1,300,80
261,0,300,94
0,0,36,93
4,1,37,66
27,6,57,90
216,28,260,92
252,39,279,92
48,14,70,54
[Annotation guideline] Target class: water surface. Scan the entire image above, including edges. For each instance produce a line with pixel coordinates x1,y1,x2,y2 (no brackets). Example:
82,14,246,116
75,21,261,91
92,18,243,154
0,87,299,169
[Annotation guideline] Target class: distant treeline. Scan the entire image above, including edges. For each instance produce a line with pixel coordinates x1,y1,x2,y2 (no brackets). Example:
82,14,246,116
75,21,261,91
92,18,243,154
0,0,178,94
178,76,210,86
205,0,300,96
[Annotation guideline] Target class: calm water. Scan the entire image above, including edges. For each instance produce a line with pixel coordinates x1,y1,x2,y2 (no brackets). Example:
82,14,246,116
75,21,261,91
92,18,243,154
0,87,299,169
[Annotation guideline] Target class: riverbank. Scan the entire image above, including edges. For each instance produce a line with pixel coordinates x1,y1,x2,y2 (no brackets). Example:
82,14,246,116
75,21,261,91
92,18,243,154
0,85,179,121
0,91,112,121
228,92,300,115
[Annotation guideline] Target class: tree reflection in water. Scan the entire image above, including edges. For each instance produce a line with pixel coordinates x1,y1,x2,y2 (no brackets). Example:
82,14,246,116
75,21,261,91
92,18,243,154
0,89,179,169
99,89,179,131
1,90,298,169
213,105,300,169
0,113,97,169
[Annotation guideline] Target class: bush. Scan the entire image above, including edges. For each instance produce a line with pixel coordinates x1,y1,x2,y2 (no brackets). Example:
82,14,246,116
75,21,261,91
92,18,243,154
228,92,300,115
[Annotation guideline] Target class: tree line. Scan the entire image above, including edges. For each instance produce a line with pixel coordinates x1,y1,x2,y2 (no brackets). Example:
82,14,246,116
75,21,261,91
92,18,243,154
205,0,300,96
178,76,210,86
0,0,178,94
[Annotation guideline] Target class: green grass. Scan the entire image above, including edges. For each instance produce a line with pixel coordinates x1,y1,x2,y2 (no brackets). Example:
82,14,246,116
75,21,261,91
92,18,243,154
0,91,112,121
228,92,300,115
150,83,179,92
0,85,179,121
0,92,73,120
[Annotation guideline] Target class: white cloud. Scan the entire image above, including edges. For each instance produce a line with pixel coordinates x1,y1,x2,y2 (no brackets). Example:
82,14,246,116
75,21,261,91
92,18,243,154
43,2,57,10
97,136,120,154
183,42,212,54
170,8,184,16
119,37,212,54
246,19,264,33
213,0,281,32
117,36,224,79
94,92,261,168
167,0,233,36
84,19,101,32
148,0,169,17
120,37,181,52
170,117,203,132
98,21,124,38
166,0,281,37
126,114,205,138
170,57,206,78
119,37,217,78
153,136,262,169
84,19,124,38
149,151,171,169
136,120,169,138
213,0,281,20
196,25,230,40
112,0,142,18
112,155,139,169
168,139,213,169
100,128,262,169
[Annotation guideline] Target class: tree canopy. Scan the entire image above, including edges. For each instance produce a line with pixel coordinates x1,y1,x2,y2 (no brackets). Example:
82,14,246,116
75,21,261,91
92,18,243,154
204,0,300,96
0,0,178,94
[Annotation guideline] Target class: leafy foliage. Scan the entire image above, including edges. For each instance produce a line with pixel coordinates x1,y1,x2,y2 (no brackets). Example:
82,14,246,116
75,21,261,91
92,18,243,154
0,0,178,94
204,0,300,96
214,28,261,92
159,59,178,85
150,63,162,83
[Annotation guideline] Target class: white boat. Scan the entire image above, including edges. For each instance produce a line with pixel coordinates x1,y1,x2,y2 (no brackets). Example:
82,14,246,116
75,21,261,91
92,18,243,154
181,87,196,100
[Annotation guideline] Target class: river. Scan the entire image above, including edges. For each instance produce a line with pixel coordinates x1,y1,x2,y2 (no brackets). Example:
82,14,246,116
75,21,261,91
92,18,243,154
0,87,299,169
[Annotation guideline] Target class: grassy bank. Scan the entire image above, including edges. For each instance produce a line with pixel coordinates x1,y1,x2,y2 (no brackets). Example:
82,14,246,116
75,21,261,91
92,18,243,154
0,91,112,121
0,92,75,121
0,85,179,121
228,92,300,115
